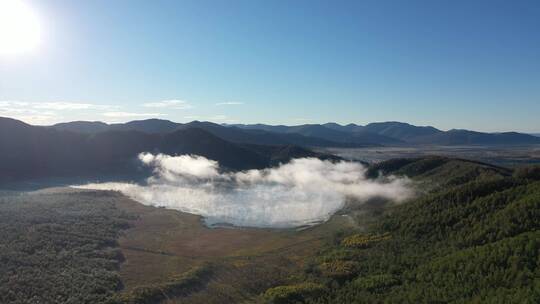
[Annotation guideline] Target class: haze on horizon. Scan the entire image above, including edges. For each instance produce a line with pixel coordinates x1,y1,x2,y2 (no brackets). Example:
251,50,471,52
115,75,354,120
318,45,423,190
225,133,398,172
0,0,539,132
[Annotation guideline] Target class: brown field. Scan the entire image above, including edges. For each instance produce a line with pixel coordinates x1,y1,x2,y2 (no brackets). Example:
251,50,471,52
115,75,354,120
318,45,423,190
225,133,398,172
112,193,357,303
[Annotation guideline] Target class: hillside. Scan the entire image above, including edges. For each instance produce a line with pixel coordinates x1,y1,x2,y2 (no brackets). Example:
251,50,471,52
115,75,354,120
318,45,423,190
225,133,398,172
361,121,442,140
282,124,402,145
0,117,330,183
262,158,540,303
233,123,399,145
52,121,109,133
322,122,364,133
109,118,180,134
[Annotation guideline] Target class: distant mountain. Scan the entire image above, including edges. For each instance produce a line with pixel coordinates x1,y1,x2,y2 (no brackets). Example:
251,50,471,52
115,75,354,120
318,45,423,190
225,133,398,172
234,121,540,146
284,124,400,145
1,117,91,181
1,117,334,182
50,119,540,147
234,122,363,137
51,119,181,134
216,122,367,146
233,123,401,145
230,123,291,133
531,133,540,138
53,119,372,148
52,121,109,134
144,121,376,147
361,121,442,141
109,118,180,133
178,121,305,146
322,122,364,133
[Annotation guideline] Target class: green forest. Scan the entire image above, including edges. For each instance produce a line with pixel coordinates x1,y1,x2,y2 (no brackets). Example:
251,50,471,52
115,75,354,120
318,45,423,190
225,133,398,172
0,157,539,303
263,158,540,303
0,190,133,304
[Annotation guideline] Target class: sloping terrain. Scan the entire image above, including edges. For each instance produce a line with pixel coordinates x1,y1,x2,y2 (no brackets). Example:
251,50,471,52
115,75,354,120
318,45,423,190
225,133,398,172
52,121,110,134
0,117,335,183
360,121,442,140
262,158,540,303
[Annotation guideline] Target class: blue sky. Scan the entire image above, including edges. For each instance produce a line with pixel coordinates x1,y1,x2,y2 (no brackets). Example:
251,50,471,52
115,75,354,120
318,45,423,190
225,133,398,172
0,0,539,132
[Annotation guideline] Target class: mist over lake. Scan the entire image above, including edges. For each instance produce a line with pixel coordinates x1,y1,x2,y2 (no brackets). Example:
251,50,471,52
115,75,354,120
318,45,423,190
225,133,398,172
76,153,412,228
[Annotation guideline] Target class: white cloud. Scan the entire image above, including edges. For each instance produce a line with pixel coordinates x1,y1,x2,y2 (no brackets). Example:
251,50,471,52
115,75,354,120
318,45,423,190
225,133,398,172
4,114,59,125
76,153,413,228
0,100,121,125
0,101,30,107
0,100,116,111
143,99,193,109
215,101,244,106
0,101,60,124
102,112,167,118
32,102,118,110
140,153,220,180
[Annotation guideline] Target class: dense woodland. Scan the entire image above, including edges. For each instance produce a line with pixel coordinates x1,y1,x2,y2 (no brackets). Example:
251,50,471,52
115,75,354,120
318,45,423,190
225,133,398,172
0,157,539,303
0,190,133,304
263,158,540,303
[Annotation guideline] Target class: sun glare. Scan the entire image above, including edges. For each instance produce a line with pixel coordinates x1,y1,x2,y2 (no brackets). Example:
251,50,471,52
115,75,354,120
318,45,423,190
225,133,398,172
0,0,41,55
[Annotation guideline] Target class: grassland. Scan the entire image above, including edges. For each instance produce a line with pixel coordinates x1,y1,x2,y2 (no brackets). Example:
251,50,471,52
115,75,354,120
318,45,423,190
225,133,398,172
113,193,358,303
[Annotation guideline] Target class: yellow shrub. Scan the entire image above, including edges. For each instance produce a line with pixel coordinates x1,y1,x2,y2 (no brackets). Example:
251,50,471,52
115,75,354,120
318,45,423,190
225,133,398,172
340,233,391,248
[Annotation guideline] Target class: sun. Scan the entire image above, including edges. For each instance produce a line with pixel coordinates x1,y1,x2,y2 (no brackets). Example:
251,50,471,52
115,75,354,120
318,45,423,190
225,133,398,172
0,0,41,55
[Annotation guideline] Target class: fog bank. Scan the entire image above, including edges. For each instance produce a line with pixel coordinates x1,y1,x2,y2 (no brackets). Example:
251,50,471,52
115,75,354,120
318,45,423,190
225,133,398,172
75,153,412,228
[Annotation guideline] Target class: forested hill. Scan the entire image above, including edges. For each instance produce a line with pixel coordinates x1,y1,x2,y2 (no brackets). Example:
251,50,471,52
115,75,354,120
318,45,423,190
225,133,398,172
263,157,540,304
0,117,337,183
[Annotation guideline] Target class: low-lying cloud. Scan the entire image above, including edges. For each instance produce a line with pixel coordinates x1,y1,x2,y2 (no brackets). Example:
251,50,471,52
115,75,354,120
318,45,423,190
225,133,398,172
142,99,193,110
75,153,413,228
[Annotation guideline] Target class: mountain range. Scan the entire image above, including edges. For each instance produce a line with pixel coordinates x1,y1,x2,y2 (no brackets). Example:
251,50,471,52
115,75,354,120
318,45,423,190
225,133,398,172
0,117,336,183
51,118,540,146
1,116,539,182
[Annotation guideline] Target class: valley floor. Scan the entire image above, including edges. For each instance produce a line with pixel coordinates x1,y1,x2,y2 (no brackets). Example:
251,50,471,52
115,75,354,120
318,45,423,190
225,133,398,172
321,144,540,167
114,193,356,303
